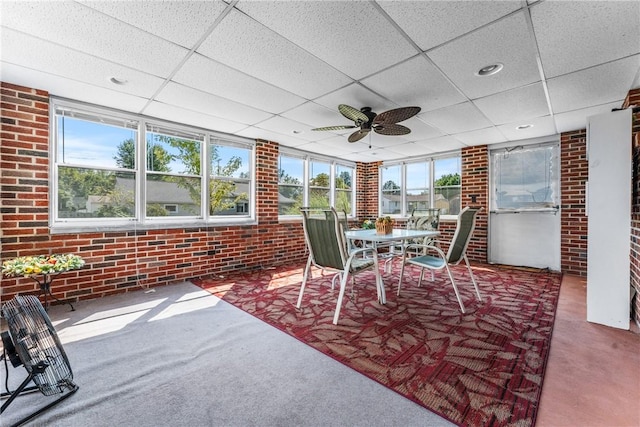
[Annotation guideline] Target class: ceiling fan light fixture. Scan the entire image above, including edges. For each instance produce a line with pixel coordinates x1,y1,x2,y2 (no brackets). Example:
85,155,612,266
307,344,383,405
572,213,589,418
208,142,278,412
476,63,503,76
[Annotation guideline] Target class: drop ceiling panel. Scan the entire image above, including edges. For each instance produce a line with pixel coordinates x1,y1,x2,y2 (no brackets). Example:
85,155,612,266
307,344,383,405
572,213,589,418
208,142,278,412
236,126,307,148
453,127,508,146
547,55,640,113
197,9,351,99
553,102,621,134
0,62,150,113
235,0,417,80
77,0,229,49
2,29,165,99
379,1,520,51
153,82,273,125
420,102,493,134
253,116,328,142
1,1,189,77
427,12,540,99
295,141,353,157
173,54,305,114
280,102,344,129
144,101,248,134
361,56,466,112
497,116,557,141
473,83,550,125
532,1,640,78
414,136,466,154
402,119,444,141
313,84,390,114
386,142,436,158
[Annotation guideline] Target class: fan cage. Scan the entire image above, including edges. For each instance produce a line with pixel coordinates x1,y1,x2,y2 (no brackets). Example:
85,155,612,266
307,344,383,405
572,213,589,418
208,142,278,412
2,295,75,396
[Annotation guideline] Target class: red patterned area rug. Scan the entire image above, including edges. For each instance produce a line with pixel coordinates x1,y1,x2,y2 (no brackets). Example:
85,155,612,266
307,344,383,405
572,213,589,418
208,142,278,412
193,262,562,427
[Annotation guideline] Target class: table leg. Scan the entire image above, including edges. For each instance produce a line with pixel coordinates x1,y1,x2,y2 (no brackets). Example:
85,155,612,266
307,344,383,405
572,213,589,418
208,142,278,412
37,275,75,312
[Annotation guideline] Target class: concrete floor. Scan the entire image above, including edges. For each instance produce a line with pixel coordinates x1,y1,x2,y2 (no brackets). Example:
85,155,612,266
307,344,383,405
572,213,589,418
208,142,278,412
536,274,640,426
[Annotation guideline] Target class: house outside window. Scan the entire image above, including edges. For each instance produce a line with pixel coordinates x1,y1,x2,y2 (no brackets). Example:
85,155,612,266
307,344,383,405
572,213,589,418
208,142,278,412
278,151,355,217
379,153,461,217
50,98,255,232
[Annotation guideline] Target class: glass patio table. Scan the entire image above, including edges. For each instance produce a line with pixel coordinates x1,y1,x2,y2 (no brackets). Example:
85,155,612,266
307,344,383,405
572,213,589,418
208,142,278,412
343,228,440,302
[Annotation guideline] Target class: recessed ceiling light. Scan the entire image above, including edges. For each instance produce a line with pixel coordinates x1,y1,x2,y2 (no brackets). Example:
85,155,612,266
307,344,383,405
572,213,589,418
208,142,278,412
516,124,533,130
109,77,128,85
476,63,503,76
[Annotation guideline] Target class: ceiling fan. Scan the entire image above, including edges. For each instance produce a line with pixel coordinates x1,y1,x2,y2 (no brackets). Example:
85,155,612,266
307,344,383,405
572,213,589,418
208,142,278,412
312,104,421,143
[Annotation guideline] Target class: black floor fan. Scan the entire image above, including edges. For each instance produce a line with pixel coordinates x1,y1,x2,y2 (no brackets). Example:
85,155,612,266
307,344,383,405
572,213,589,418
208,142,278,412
1,295,78,427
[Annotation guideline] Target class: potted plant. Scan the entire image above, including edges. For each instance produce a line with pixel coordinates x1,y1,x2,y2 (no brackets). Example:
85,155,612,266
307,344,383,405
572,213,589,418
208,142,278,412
375,216,394,234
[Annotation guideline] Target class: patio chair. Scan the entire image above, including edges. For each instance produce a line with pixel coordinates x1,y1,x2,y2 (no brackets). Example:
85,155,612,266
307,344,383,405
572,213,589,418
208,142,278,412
297,207,385,325
397,207,482,313
384,208,440,272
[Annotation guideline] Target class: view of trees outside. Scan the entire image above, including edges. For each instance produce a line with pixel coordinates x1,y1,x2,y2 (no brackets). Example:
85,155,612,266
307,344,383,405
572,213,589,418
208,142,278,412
56,114,249,219
335,165,352,214
380,157,461,216
277,156,354,215
309,160,330,208
278,155,304,215
434,156,461,215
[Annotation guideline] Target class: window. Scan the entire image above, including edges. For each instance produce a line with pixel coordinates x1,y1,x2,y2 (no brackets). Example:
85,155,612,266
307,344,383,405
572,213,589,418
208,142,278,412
55,108,138,221
379,154,461,217
278,155,304,215
209,140,252,217
380,164,401,215
434,156,461,215
406,162,430,214
278,152,355,217
309,160,330,208
334,164,353,214
51,98,255,231
145,125,203,218
491,143,559,211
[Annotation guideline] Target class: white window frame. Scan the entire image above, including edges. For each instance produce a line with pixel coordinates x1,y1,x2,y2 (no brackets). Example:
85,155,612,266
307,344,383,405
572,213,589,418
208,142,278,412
379,151,462,220
49,98,256,233
278,149,356,219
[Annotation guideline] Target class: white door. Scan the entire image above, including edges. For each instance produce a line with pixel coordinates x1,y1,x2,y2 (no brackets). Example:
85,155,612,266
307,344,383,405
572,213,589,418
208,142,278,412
489,142,561,270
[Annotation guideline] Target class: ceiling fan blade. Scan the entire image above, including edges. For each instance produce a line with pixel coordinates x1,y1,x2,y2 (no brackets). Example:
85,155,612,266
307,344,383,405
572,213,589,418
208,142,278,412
338,104,370,125
348,129,370,143
373,106,421,125
373,123,411,136
312,125,357,131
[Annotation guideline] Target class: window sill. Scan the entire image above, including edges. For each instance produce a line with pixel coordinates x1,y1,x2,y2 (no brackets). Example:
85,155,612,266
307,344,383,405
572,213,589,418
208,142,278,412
49,217,258,234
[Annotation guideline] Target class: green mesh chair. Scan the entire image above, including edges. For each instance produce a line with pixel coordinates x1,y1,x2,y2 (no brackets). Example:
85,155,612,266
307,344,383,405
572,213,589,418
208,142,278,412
397,207,482,313
297,207,385,325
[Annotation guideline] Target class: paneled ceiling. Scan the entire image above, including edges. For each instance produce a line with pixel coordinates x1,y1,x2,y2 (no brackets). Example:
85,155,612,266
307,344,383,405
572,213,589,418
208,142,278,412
2,0,639,162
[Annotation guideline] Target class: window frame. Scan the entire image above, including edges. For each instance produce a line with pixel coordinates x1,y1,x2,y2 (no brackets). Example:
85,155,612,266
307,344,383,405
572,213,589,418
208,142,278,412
49,97,256,233
278,149,356,219
378,151,462,219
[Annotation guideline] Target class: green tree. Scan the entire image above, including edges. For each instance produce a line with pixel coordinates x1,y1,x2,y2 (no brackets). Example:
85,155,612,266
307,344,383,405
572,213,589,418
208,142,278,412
434,173,460,186
57,167,116,214
114,138,173,172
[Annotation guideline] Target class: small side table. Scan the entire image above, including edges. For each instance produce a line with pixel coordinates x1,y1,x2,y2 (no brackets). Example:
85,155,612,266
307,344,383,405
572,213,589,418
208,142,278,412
2,254,85,312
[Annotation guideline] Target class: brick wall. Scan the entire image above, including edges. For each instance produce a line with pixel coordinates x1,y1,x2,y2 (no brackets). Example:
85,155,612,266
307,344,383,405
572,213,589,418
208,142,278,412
356,161,380,221
560,129,588,275
461,145,489,262
624,88,640,326
1,83,307,304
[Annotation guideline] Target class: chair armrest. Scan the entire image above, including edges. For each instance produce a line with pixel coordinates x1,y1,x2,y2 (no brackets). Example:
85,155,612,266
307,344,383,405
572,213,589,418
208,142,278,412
404,242,447,259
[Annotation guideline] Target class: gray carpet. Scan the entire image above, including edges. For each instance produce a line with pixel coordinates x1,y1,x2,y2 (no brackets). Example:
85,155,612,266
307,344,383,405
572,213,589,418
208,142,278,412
1,282,454,426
